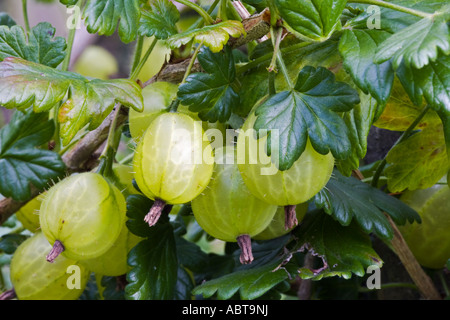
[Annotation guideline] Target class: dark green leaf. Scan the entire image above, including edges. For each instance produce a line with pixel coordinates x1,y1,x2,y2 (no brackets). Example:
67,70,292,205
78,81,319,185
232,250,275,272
139,0,179,40
83,0,141,43
239,36,341,117
175,236,209,273
0,22,66,68
174,266,195,300
315,170,421,239
0,233,29,254
0,13,16,27
337,92,379,176
177,46,239,123
253,66,360,170
192,261,297,300
338,29,394,106
100,276,125,300
0,57,143,145
275,0,347,41
125,220,178,300
291,210,383,280
0,110,66,201
126,194,154,238
374,15,450,70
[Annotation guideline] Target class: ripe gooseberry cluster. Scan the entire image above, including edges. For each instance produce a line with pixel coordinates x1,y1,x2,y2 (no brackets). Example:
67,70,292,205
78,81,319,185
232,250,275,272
131,83,335,264
4,82,334,300
3,164,140,300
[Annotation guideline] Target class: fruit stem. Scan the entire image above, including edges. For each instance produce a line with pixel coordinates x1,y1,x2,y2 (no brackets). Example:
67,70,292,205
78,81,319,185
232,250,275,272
237,234,254,264
46,240,65,263
144,198,166,227
0,289,16,300
284,205,298,230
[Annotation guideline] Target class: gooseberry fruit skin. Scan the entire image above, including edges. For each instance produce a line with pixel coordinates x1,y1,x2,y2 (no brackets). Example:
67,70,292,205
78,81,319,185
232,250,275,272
128,82,226,143
10,232,89,300
253,202,308,241
399,184,450,269
237,110,335,206
79,222,141,277
39,172,126,261
15,193,46,232
191,146,278,243
133,112,214,206
129,82,178,141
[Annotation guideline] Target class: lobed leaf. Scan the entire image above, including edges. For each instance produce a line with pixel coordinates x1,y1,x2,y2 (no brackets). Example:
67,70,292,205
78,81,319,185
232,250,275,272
292,210,383,280
83,0,141,44
253,66,360,171
0,22,66,68
0,110,66,201
177,46,239,123
138,0,180,40
374,15,450,70
192,261,297,300
275,0,347,42
338,29,394,107
125,221,178,300
315,170,421,239
0,57,143,145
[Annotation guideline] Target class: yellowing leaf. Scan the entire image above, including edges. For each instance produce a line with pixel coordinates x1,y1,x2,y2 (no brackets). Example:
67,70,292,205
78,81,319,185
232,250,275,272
374,80,441,131
165,20,245,53
386,126,450,192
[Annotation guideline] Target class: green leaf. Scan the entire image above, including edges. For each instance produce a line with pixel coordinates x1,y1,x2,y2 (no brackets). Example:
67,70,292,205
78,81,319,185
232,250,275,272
337,92,379,176
238,36,341,117
0,234,29,254
192,261,297,300
253,66,360,170
385,126,449,192
174,266,195,300
291,210,383,280
338,29,394,106
0,110,66,201
177,46,239,123
125,217,178,300
315,170,421,239
0,22,66,68
374,15,450,70
275,0,347,42
83,0,141,43
165,20,245,53
100,276,125,300
138,0,180,40
0,13,16,27
0,57,143,145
